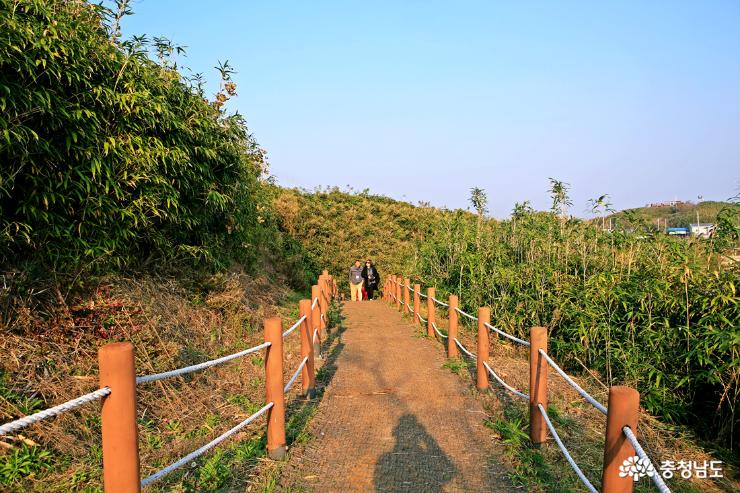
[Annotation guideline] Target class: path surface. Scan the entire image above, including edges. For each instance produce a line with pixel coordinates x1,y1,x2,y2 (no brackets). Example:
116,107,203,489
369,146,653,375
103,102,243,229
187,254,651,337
276,301,514,492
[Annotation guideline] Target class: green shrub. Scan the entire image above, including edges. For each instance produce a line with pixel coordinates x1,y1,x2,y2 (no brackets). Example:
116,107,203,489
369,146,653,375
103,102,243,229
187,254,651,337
0,0,267,275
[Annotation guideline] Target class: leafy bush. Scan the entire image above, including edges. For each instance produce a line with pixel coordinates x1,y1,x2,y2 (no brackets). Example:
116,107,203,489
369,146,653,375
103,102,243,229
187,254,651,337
0,0,267,276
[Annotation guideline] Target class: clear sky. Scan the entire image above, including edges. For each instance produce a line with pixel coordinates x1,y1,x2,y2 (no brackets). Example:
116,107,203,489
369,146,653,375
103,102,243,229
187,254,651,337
114,0,740,217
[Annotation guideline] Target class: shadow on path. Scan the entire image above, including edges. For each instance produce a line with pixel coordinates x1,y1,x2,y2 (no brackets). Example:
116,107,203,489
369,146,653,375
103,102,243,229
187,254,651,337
373,413,457,493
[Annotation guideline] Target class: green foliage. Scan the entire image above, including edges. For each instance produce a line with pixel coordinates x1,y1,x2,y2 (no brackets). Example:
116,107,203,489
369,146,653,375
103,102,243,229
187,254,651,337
414,190,739,452
281,185,739,453
0,444,52,487
0,0,269,276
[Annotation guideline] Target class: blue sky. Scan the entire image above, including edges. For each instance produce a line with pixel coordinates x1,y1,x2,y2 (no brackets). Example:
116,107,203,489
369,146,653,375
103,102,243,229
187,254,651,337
114,0,740,217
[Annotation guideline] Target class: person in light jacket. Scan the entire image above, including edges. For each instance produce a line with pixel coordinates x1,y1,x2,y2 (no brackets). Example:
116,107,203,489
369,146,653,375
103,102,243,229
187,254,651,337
361,259,380,300
349,260,364,301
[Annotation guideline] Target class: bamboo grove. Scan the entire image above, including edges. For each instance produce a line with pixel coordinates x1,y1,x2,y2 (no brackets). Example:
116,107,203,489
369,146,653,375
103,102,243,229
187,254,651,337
411,192,739,453
0,0,276,277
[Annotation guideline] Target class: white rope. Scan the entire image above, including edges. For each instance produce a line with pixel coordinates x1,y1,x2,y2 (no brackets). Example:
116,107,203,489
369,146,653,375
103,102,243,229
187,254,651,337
418,292,428,299
455,307,478,321
537,403,599,493
417,313,427,323
483,322,530,347
0,387,111,436
623,426,672,493
284,356,309,393
283,315,307,338
431,322,448,339
311,297,318,310
136,342,271,384
454,338,477,360
400,300,406,305
538,349,607,415
313,328,319,343
141,402,273,487
431,297,449,307
482,362,529,400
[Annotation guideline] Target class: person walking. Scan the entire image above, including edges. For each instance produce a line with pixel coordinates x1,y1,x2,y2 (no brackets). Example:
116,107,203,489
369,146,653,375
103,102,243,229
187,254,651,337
349,260,364,301
361,259,380,300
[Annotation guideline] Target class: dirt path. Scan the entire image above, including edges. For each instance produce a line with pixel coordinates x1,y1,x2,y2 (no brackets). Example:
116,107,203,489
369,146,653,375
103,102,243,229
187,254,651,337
275,300,514,492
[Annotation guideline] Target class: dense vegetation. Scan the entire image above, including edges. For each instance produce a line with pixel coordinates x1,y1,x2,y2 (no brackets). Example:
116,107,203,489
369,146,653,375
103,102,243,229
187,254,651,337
0,0,282,279
276,185,739,453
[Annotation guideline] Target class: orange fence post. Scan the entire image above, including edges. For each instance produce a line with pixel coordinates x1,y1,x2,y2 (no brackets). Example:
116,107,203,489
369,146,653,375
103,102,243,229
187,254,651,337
395,276,402,311
299,299,316,399
264,317,286,459
319,277,328,332
99,342,141,493
413,284,421,326
476,307,490,391
602,386,640,493
529,327,548,446
311,285,322,354
427,287,436,337
403,277,411,315
447,295,459,358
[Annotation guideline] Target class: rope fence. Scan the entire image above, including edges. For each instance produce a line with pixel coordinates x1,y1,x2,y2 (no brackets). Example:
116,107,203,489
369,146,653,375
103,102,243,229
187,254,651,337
136,341,272,385
623,426,672,493
141,402,274,487
0,387,111,436
283,315,307,338
383,273,674,493
1,270,338,492
482,361,529,400
284,356,309,393
539,349,607,415
538,403,599,493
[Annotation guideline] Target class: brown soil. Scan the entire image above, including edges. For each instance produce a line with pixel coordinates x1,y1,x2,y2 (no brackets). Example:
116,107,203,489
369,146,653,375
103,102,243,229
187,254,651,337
275,301,515,493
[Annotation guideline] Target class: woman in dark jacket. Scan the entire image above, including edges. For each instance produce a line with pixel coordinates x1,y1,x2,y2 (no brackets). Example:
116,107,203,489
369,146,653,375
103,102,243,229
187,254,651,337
361,259,380,299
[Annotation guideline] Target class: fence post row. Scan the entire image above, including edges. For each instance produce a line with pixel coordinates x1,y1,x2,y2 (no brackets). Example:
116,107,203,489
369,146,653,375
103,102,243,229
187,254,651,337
602,386,640,493
529,327,548,446
427,287,435,338
413,284,421,326
476,307,490,391
299,299,316,399
447,295,459,358
99,343,141,493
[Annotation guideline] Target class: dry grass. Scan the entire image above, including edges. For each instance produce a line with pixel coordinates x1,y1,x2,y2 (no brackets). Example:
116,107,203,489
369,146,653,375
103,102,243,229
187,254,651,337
0,268,316,492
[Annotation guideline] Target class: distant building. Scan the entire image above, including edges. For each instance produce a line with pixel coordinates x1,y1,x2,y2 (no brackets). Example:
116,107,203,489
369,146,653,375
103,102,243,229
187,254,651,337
645,200,689,208
667,227,689,237
689,223,715,238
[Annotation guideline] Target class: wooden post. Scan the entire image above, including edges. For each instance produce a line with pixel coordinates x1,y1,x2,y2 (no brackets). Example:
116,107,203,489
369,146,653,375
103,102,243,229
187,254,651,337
264,317,286,459
319,277,328,332
447,295,459,358
299,299,316,399
427,287,436,337
476,307,490,391
529,327,548,446
403,277,411,315
602,386,640,493
311,285,322,355
395,276,401,311
413,284,421,326
99,342,141,493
